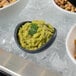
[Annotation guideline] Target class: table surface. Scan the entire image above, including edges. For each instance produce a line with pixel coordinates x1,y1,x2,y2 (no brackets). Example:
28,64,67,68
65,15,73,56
0,0,76,76
0,49,62,76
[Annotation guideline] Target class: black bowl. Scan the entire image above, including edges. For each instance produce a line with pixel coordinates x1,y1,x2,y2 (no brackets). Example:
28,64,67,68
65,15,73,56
14,21,57,54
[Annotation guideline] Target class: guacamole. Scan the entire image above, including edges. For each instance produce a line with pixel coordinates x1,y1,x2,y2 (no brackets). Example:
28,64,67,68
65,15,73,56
18,20,55,51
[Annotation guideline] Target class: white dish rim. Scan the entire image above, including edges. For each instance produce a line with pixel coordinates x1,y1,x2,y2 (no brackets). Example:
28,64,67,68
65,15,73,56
51,0,76,15
0,0,20,11
0,65,21,76
66,24,76,64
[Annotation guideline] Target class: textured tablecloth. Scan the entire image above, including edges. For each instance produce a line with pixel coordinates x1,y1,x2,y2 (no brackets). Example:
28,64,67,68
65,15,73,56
0,0,76,76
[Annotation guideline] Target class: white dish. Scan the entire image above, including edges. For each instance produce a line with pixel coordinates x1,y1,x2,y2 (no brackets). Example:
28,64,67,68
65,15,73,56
0,66,21,76
52,0,76,15
0,0,20,11
66,25,76,64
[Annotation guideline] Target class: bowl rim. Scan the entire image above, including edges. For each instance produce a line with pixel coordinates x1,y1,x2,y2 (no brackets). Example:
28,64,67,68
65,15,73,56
66,24,76,64
14,21,57,54
0,66,21,76
0,0,20,11
51,0,76,15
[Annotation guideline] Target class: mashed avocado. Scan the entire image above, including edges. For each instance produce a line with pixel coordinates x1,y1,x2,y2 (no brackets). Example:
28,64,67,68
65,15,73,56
18,20,55,51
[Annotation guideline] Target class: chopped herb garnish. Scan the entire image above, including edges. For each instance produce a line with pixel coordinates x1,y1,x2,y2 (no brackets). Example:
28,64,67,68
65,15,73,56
28,23,38,36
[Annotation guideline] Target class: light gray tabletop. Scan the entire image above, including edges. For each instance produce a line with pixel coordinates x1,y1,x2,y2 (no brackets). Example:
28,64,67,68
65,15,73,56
0,0,76,76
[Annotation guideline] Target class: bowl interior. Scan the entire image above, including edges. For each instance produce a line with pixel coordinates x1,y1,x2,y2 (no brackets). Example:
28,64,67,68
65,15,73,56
66,25,76,64
14,21,57,53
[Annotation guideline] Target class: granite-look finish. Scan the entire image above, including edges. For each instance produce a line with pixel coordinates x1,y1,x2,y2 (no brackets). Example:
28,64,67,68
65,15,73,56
0,0,76,76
